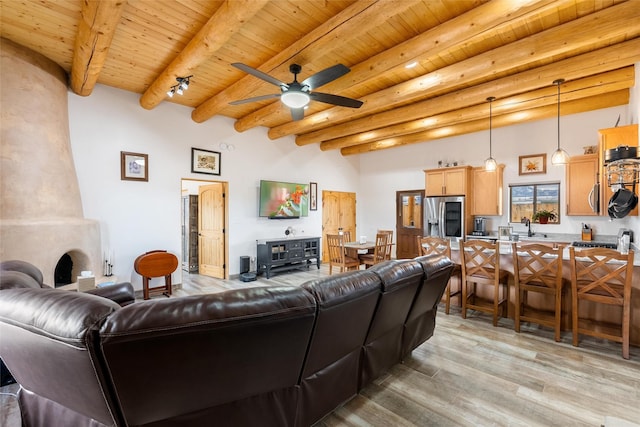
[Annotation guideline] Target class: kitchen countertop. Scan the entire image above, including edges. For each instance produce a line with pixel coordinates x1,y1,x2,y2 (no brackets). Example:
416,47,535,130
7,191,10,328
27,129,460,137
455,233,639,266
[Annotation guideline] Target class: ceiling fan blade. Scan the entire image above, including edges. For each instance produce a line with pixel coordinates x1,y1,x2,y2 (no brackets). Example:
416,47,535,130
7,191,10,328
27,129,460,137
310,92,363,108
229,93,280,105
302,64,350,89
291,108,305,121
231,63,287,88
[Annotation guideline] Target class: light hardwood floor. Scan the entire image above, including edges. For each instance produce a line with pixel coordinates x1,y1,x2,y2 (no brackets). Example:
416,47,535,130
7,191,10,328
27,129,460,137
1,266,639,427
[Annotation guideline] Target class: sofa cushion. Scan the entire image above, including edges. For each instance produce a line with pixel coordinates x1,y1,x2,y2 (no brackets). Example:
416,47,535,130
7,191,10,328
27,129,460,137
0,270,42,290
0,260,44,286
98,285,316,427
298,270,382,427
361,259,424,388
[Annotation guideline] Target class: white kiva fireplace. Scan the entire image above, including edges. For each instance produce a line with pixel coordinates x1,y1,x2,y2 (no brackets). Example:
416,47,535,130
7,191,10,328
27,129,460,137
1,38,102,286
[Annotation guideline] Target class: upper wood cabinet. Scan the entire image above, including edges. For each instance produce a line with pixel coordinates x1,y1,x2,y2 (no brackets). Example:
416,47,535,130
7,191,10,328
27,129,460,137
424,166,471,196
566,154,599,216
471,165,504,216
598,124,638,217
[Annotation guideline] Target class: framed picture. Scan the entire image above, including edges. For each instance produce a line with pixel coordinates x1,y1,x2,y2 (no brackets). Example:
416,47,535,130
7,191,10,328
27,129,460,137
498,226,512,240
191,148,221,175
120,151,148,181
519,154,546,175
309,182,318,211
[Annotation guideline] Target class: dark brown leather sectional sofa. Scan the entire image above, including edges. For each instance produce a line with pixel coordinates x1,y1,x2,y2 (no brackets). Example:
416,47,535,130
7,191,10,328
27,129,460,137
0,254,453,427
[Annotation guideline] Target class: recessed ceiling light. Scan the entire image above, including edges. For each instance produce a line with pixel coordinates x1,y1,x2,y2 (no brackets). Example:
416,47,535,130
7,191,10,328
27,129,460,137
405,61,418,69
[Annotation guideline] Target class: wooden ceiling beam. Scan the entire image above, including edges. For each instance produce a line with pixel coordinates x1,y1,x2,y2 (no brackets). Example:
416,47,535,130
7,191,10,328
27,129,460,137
232,0,561,133
268,2,640,140
70,0,127,96
139,0,269,110
190,0,397,123
340,90,629,156
318,65,635,151
302,39,640,147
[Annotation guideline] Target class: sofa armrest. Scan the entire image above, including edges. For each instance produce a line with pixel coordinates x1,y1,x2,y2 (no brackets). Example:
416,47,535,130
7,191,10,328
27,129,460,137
86,282,135,306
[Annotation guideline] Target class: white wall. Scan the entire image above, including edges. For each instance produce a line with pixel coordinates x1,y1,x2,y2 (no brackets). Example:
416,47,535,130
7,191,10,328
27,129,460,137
68,85,359,289
358,104,639,242
69,81,638,290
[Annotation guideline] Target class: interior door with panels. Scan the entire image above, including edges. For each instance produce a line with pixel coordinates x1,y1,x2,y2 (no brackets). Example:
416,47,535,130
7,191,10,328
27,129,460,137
321,190,356,262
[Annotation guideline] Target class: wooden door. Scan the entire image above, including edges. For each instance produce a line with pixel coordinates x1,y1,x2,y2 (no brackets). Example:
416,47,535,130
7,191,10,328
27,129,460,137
198,183,225,278
321,190,356,262
396,190,424,259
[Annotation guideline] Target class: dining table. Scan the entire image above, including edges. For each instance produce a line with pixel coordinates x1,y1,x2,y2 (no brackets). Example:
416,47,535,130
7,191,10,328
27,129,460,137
343,241,376,260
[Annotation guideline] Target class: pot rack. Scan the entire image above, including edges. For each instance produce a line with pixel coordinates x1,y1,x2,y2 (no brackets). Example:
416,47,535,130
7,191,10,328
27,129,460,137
605,158,640,190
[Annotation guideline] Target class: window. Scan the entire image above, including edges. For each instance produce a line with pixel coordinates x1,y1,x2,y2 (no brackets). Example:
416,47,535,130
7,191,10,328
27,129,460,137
509,182,560,224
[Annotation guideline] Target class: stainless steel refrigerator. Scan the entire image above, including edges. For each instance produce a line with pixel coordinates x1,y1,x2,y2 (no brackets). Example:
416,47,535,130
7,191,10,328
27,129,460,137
423,196,466,240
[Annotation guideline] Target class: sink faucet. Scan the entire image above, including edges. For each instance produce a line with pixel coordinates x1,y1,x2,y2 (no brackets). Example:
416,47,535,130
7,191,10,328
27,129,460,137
524,218,534,237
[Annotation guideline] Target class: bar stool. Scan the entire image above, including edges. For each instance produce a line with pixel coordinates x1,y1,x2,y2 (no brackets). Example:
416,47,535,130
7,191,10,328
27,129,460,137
134,250,178,300
512,243,566,342
460,239,509,326
417,236,461,314
569,247,634,359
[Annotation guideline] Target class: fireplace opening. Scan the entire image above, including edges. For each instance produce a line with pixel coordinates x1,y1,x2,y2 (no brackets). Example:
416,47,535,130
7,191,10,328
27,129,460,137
53,250,91,288
54,254,73,287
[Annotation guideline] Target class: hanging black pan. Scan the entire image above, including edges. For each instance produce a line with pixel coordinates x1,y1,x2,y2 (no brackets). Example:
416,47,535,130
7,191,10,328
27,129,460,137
608,187,638,218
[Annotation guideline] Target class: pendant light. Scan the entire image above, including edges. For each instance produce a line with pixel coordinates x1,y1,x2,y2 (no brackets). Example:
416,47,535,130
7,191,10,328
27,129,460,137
551,78,570,165
484,96,497,171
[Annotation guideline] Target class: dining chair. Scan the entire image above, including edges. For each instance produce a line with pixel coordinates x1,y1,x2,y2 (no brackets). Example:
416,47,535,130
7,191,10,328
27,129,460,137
569,247,634,359
417,236,461,314
360,233,390,268
460,239,509,326
512,243,566,342
378,229,394,260
326,233,361,274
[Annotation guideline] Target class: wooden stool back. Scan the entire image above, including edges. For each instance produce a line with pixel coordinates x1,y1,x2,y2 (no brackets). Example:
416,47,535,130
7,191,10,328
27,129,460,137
512,243,565,341
460,239,509,326
569,247,634,359
417,236,461,314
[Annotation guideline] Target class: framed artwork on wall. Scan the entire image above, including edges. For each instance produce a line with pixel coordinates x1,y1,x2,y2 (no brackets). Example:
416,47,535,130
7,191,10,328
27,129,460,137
120,151,148,181
191,148,221,175
309,182,317,211
518,153,546,175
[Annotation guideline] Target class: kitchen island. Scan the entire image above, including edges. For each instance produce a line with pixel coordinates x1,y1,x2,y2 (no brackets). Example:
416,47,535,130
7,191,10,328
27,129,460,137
450,235,640,348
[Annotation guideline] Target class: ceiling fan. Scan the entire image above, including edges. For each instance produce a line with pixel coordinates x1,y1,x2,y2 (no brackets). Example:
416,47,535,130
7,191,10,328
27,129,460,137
229,63,363,121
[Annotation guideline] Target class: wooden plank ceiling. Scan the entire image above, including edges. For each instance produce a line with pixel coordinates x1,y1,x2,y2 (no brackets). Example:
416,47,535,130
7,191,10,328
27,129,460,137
1,0,638,156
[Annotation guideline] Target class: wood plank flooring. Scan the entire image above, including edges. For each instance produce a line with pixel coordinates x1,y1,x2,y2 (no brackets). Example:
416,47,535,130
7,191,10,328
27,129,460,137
2,265,639,427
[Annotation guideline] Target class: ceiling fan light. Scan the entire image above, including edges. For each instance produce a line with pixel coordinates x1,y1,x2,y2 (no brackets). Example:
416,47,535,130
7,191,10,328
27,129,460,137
176,87,184,96
551,148,570,165
281,91,310,109
166,88,175,98
485,157,497,171
179,80,189,90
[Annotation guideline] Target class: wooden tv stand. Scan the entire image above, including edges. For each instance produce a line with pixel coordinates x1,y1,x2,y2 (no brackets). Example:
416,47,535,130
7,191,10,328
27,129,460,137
256,236,321,278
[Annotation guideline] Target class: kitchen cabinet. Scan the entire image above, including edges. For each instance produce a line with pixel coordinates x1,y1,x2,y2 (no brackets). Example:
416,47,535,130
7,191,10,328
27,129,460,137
598,124,638,217
471,165,504,216
424,165,471,196
257,236,321,278
566,154,599,216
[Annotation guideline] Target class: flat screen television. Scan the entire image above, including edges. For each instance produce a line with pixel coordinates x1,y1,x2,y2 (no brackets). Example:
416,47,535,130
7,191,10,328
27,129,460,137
259,180,309,218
